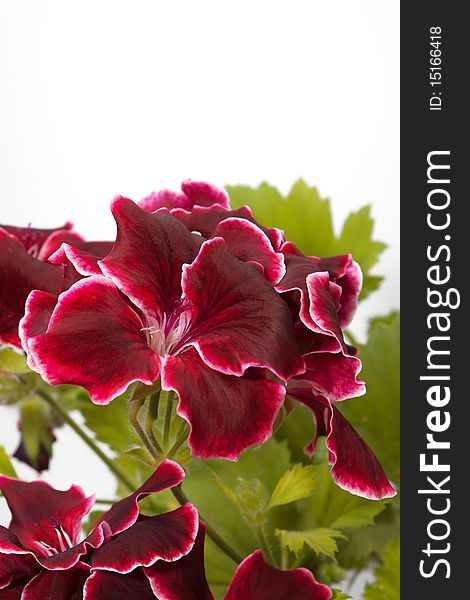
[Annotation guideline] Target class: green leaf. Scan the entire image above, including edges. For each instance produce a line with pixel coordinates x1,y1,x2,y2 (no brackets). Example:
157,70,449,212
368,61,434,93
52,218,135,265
364,538,400,600
340,313,400,484
226,180,386,299
78,392,140,452
297,459,388,531
267,464,316,510
276,527,346,560
0,445,17,477
0,349,30,374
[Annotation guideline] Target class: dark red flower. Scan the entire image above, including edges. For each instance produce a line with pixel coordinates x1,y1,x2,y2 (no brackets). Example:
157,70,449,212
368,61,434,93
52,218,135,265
277,244,396,499
0,460,198,598
21,197,302,460
0,223,112,349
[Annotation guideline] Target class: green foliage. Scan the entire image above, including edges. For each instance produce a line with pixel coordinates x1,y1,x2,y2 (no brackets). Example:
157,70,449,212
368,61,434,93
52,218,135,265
77,392,141,452
331,589,352,600
364,539,400,600
267,464,316,510
226,180,386,298
276,527,346,560
0,445,17,477
0,349,30,374
341,313,400,484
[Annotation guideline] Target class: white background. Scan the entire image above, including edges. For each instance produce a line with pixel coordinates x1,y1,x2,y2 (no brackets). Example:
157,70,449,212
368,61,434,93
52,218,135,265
0,2,399,596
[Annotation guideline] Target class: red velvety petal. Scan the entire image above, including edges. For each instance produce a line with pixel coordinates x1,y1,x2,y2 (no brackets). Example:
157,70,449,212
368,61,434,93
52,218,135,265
170,204,283,251
139,180,230,213
144,521,214,600
294,395,396,500
21,562,90,600
181,237,302,381
0,230,76,349
91,504,198,573
84,569,156,600
18,291,57,370
212,218,285,285
100,197,200,322
0,223,73,255
48,242,112,276
97,460,185,536
224,550,332,600
0,581,26,599
37,230,85,261
290,352,365,403
0,476,93,557
335,260,362,328
0,548,38,590
162,349,286,460
23,276,161,405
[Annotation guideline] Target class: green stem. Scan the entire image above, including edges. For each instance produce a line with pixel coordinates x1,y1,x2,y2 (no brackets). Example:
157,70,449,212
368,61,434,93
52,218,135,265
166,422,189,459
255,524,278,568
163,392,174,450
36,388,134,492
95,498,117,505
145,391,163,454
281,544,288,570
128,396,159,460
171,485,243,565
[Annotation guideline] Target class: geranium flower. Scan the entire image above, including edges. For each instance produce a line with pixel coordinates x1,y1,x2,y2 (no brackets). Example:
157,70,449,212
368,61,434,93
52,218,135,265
276,245,396,499
0,223,111,349
0,460,198,598
21,197,303,460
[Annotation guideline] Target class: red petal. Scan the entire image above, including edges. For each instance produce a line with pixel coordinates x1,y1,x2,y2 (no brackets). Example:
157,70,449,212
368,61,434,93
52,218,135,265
170,204,283,250
212,218,285,285
224,550,332,600
139,180,230,213
100,197,200,323
0,546,38,590
97,460,185,536
21,562,90,600
0,223,73,255
23,275,161,405
290,352,365,403
144,521,214,600
163,349,286,460
294,395,396,500
91,504,198,573
0,230,75,349
181,237,302,381
48,242,111,276
0,476,94,565
84,569,156,600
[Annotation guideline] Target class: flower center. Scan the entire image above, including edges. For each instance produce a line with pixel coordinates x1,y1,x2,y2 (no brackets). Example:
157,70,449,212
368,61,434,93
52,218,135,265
36,519,74,556
142,299,193,356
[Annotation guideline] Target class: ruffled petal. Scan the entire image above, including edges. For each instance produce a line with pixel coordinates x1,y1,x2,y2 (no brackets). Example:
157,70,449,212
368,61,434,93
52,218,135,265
139,180,230,213
100,197,200,322
293,395,396,500
0,230,74,349
290,352,365,402
0,223,73,255
22,275,161,405
84,569,156,600
181,237,302,380
97,460,185,536
212,218,285,285
91,504,198,573
170,204,283,250
335,260,362,328
0,581,25,599
0,547,38,589
37,230,85,261
162,349,286,460
144,521,214,600
0,477,93,551
223,550,332,600
21,562,90,600
48,242,112,276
